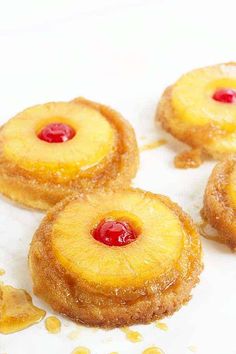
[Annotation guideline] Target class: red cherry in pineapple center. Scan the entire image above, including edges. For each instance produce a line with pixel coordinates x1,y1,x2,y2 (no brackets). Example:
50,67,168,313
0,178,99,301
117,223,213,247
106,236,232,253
212,89,236,103
38,123,76,143
92,220,138,246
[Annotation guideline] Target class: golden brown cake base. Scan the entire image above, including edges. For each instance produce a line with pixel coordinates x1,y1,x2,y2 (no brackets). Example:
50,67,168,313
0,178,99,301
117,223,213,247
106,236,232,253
29,189,202,328
0,98,139,210
202,156,236,249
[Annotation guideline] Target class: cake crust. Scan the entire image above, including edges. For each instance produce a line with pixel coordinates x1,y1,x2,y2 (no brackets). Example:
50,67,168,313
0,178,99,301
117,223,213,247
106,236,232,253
29,188,202,328
0,98,139,210
202,156,236,249
156,63,236,161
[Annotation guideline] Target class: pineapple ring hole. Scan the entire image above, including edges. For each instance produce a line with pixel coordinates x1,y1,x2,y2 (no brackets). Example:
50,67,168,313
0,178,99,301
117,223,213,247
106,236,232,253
91,211,142,247
37,121,76,143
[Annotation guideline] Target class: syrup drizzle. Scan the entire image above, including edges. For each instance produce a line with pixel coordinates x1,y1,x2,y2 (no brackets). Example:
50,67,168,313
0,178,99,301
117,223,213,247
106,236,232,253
174,148,202,169
142,346,165,354
71,347,91,354
121,327,143,342
45,316,61,334
155,321,168,331
140,139,166,152
0,284,45,334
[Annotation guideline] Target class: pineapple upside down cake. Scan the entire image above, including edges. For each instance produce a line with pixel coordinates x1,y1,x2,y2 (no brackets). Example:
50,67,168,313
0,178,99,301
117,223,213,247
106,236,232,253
29,188,202,328
0,97,138,210
156,63,236,162
202,156,236,249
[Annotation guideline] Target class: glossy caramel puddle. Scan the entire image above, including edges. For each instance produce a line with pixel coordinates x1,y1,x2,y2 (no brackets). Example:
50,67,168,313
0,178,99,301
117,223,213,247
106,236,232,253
45,316,61,334
155,321,168,331
174,149,202,169
142,346,165,354
0,284,45,334
140,139,166,152
121,327,143,342
198,221,225,245
71,347,91,354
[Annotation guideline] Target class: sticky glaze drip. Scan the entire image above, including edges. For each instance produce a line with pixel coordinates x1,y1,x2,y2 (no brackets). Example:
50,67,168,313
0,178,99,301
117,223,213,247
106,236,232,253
174,149,202,169
0,284,45,334
121,327,143,342
45,316,61,334
140,139,166,152
155,321,168,331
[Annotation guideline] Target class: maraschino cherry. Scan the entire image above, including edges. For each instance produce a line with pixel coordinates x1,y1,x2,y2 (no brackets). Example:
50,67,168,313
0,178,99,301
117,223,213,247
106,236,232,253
92,220,138,247
38,123,75,143
212,89,236,104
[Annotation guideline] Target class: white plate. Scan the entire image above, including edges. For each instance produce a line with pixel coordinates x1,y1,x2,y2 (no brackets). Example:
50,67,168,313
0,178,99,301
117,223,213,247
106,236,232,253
0,1,236,353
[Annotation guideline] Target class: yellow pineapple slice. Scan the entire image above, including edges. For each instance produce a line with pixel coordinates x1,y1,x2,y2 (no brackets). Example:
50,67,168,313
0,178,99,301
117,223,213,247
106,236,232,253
172,63,236,130
29,188,202,327
0,98,138,209
2,101,115,181
52,189,184,288
157,63,236,162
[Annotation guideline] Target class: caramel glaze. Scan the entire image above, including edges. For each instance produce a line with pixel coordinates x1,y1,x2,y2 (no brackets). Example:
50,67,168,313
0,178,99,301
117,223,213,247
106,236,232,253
121,327,142,342
0,284,45,334
45,316,61,334
155,321,168,331
140,139,166,152
174,149,203,169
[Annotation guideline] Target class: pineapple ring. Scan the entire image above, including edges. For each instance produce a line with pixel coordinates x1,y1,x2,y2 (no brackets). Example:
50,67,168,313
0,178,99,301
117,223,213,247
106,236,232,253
29,188,202,328
3,102,115,177
156,63,236,161
202,156,236,249
0,98,138,210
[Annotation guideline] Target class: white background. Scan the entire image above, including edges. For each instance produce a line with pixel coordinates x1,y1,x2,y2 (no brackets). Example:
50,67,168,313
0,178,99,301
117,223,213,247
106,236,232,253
0,1,236,353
